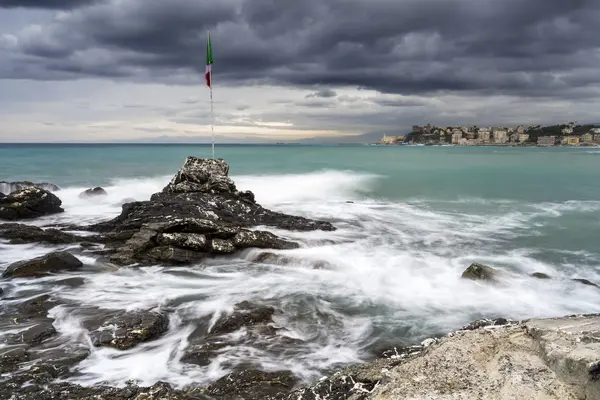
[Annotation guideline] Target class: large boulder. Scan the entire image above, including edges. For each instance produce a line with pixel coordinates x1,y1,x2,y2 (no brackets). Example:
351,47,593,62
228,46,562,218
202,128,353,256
88,157,333,266
79,187,107,198
2,251,83,278
0,181,60,194
461,263,497,282
0,187,64,220
89,311,169,350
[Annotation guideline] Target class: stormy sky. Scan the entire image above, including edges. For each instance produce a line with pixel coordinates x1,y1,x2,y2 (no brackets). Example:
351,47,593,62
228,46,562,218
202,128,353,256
1,0,599,142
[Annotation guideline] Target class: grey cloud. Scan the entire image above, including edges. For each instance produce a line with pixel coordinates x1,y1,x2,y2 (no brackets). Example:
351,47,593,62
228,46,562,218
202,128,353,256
2,0,600,100
306,88,337,98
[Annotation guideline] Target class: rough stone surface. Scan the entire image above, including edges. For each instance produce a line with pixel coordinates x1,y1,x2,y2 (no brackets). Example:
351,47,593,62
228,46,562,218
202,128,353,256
79,187,108,198
0,187,64,220
461,262,497,281
88,157,334,265
0,181,60,194
2,251,83,278
211,301,276,335
0,223,89,245
203,369,297,400
89,311,170,350
6,322,57,346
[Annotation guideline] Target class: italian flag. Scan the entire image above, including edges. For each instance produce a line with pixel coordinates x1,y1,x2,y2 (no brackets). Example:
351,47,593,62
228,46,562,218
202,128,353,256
206,31,213,88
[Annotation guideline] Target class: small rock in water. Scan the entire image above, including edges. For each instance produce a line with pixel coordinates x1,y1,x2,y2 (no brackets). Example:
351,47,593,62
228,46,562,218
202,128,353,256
0,187,64,220
211,301,276,335
89,311,169,350
461,262,497,282
79,187,107,198
6,322,57,346
0,223,84,245
2,251,83,278
531,272,552,279
572,278,600,289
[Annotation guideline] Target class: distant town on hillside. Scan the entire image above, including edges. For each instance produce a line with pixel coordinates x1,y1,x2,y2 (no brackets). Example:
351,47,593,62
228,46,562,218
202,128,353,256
376,123,600,146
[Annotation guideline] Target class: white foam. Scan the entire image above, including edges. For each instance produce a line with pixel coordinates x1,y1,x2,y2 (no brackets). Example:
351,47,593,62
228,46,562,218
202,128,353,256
1,170,600,389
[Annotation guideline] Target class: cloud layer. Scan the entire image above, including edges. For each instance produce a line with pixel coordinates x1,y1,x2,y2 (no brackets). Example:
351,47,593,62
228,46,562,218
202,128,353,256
1,0,600,141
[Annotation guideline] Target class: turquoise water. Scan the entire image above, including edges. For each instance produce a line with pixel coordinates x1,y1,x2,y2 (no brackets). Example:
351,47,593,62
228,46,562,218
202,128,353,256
1,143,600,387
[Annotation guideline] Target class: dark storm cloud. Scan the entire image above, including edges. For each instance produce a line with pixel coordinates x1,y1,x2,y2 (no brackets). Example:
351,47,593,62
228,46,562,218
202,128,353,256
0,0,100,9
3,0,600,98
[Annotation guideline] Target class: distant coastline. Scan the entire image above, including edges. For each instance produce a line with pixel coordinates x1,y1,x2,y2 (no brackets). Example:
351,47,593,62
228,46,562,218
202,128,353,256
373,123,600,147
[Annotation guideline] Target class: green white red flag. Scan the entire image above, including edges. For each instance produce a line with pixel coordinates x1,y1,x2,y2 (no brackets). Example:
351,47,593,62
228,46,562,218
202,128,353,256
206,31,213,87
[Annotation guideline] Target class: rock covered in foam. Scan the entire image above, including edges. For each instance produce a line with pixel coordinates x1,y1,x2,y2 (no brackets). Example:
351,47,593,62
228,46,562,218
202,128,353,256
79,187,107,198
0,181,60,195
0,187,64,220
461,262,497,281
89,311,169,350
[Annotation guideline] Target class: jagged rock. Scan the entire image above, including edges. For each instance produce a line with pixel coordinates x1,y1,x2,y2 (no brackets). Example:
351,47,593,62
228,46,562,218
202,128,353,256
573,278,600,289
211,301,275,335
461,318,514,331
2,251,83,278
180,341,228,367
79,187,108,198
203,369,297,400
0,187,64,220
532,272,552,279
232,230,298,250
15,294,60,320
208,238,236,254
461,262,497,281
0,181,60,194
158,232,207,251
89,311,169,350
0,223,85,244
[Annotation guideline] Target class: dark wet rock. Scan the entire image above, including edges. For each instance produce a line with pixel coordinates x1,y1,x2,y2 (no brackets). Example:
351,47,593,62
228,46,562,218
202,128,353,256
6,321,56,346
532,272,552,279
573,278,600,289
89,311,169,350
461,262,497,281
180,341,229,367
233,230,298,250
15,294,60,320
2,251,83,278
79,186,107,198
0,192,5,199
29,346,90,372
211,301,276,335
80,241,99,249
0,223,86,245
86,157,334,265
0,345,29,373
252,252,333,269
0,187,64,220
0,181,60,194
0,380,208,400
53,277,86,287
203,369,297,400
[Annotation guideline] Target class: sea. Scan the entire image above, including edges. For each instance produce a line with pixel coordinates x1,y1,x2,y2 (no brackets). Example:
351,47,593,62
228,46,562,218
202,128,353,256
1,143,600,388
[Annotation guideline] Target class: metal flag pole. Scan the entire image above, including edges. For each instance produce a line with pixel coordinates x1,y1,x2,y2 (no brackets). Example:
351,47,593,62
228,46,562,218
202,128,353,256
210,75,214,159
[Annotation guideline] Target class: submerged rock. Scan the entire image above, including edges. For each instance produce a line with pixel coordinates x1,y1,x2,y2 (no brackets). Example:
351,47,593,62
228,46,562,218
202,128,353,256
461,262,497,281
0,181,60,194
2,251,83,278
572,278,600,289
79,187,108,198
6,321,57,346
532,272,552,279
211,301,276,335
89,311,170,350
0,187,64,220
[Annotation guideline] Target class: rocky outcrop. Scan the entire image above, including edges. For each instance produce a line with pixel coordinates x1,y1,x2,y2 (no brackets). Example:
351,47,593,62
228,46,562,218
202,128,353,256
0,223,90,245
0,187,64,220
88,311,170,350
210,301,276,335
79,187,107,198
532,272,551,279
573,278,600,289
461,262,497,281
89,157,332,265
2,251,83,278
0,181,60,195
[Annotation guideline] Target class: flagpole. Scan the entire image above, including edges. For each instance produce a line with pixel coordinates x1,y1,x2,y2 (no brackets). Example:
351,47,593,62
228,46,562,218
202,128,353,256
210,78,214,159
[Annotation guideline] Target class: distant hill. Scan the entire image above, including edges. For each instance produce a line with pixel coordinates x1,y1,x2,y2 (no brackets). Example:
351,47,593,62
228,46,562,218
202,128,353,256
293,131,391,144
